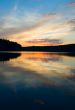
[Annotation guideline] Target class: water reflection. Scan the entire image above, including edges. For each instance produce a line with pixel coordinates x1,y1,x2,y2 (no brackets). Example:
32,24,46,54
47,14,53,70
0,52,75,87
0,52,21,61
0,52,75,109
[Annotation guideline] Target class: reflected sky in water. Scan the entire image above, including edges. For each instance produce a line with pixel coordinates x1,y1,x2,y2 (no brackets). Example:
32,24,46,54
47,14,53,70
0,52,75,89
0,52,75,109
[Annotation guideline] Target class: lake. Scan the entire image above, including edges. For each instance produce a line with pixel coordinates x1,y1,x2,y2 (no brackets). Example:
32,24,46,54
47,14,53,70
0,52,75,110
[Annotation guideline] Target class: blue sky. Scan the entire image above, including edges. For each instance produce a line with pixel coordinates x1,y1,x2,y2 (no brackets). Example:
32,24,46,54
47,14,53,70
0,0,75,46
0,0,69,14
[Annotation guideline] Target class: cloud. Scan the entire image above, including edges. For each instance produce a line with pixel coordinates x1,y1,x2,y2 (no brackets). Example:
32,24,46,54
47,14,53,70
0,2,75,46
9,26,70,46
5,17,74,46
13,5,18,12
0,10,58,39
23,38,63,46
67,19,75,32
67,2,75,7
68,19,75,25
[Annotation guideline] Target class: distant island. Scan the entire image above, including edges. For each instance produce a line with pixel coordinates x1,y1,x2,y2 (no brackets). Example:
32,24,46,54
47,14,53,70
0,39,75,53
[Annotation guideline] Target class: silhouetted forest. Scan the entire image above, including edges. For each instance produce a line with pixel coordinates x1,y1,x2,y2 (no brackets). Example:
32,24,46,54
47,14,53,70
0,39,22,51
0,39,75,52
22,44,75,52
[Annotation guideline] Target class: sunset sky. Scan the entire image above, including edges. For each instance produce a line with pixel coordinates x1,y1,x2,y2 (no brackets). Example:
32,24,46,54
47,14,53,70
0,0,75,46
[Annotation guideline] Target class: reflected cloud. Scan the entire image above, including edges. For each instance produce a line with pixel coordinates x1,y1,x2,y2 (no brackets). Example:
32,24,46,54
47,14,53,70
0,52,75,91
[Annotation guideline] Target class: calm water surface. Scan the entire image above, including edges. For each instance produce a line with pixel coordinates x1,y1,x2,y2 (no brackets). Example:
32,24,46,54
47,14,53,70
0,52,75,110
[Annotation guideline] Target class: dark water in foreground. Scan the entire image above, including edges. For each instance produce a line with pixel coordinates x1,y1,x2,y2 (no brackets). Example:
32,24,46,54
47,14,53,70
0,52,75,110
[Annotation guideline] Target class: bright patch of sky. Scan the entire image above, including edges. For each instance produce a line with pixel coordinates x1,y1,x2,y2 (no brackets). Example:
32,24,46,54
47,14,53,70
0,0,75,46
